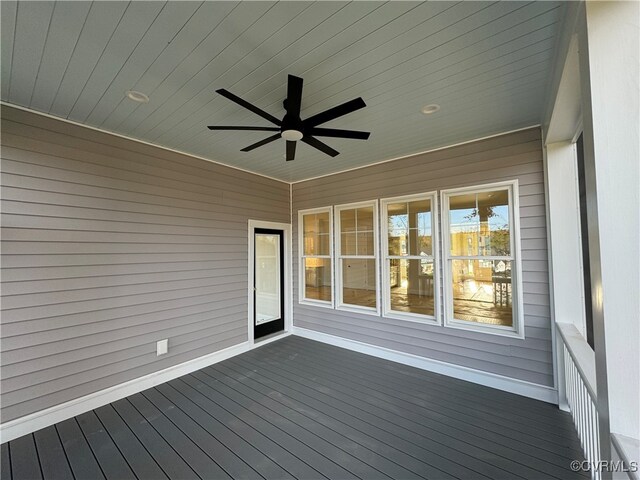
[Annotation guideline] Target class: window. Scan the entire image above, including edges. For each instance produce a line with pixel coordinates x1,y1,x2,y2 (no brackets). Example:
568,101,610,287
298,207,333,307
381,193,439,323
335,201,379,313
442,181,524,337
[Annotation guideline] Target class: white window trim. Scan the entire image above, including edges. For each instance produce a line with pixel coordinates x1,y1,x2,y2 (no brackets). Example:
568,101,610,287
334,200,380,316
441,180,525,339
380,192,441,325
298,206,334,309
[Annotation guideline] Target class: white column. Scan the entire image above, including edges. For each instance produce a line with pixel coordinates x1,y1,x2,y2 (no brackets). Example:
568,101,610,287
579,0,640,460
545,141,588,335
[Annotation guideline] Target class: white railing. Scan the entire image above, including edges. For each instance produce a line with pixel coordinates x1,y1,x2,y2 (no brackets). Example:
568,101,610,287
557,323,601,480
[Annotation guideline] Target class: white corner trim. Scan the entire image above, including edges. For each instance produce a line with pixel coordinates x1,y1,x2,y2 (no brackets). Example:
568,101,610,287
0,339,256,444
292,326,559,404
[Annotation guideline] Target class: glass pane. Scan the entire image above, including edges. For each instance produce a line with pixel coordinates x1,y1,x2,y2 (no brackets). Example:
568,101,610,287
255,234,281,325
303,212,330,255
411,199,432,256
389,259,434,316
341,209,356,232
341,232,357,255
356,207,374,231
357,232,374,255
407,227,433,257
342,258,377,308
341,206,375,256
388,227,408,256
477,190,510,256
304,257,332,302
317,233,330,256
449,193,479,256
451,259,513,326
387,202,408,255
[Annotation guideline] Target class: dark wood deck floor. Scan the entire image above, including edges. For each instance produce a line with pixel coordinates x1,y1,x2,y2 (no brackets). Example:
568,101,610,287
2,335,586,480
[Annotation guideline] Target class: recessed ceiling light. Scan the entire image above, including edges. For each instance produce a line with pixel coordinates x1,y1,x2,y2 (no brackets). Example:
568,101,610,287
125,90,149,103
421,104,440,115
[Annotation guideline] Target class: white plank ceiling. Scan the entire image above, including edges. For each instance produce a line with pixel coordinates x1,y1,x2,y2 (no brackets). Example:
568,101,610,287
1,1,566,182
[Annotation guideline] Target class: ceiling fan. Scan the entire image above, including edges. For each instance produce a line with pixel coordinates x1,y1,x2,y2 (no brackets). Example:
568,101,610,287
208,74,370,161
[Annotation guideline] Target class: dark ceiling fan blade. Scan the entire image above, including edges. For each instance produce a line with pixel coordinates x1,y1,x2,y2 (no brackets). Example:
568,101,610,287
286,141,296,161
207,126,280,131
240,133,281,152
216,89,282,126
301,136,339,157
286,75,303,118
309,127,370,140
303,97,366,127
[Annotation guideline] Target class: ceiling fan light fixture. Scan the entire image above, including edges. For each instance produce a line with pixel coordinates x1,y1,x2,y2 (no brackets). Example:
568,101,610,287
421,104,440,115
281,129,303,141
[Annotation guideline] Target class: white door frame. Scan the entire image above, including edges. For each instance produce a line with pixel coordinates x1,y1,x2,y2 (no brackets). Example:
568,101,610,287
248,219,292,346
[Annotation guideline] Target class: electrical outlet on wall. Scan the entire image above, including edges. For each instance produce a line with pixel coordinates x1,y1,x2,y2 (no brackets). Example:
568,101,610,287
156,339,168,356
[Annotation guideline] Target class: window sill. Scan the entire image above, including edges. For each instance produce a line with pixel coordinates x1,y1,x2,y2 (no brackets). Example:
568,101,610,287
383,310,441,326
445,318,525,339
336,304,380,317
299,299,334,309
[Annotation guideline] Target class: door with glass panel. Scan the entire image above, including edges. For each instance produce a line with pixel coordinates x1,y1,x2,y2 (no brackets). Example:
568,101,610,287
254,228,284,340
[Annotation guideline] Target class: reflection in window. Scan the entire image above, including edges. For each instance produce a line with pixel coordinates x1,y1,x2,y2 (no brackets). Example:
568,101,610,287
448,190,510,257
444,184,520,334
383,195,437,321
300,208,332,304
336,203,378,311
451,259,512,326
342,258,377,308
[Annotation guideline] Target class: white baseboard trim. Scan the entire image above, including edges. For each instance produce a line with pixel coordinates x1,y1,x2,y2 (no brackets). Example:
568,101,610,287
0,334,290,444
292,326,559,404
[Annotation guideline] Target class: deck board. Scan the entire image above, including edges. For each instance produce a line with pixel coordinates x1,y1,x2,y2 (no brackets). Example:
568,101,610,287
33,426,74,480
127,393,232,480
232,347,577,480
154,382,293,480
171,375,324,480
9,433,42,480
56,418,105,480
274,338,583,450
93,404,168,480
217,360,475,480
110,399,200,480
281,337,578,440
186,370,360,480
1,442,11,480
76,411,137,480
142,387,262,480
195,367,420,480
3,336,587,480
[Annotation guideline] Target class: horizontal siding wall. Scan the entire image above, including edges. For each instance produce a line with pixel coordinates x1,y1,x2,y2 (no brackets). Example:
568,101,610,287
0,105,290,423
292,127,555,387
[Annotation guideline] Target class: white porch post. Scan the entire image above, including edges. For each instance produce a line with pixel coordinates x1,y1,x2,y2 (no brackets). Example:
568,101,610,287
578,0,640,471
544,141,586,413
